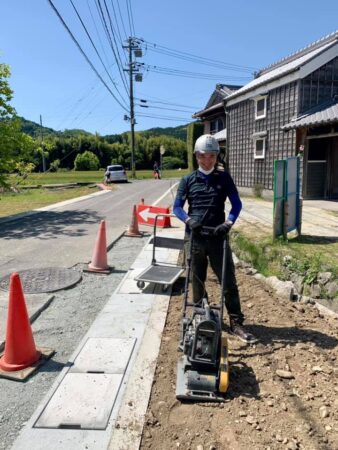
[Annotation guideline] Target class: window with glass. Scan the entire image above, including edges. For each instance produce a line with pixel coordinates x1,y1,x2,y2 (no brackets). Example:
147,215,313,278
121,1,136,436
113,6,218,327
254,138,266,159
255,97,267,120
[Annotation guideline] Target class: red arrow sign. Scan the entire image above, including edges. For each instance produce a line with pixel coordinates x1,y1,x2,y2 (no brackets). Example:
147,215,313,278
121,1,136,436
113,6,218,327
137,204,171,228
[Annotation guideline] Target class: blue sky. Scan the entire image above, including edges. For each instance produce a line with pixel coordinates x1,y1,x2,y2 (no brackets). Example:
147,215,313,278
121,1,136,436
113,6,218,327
1,0,337,135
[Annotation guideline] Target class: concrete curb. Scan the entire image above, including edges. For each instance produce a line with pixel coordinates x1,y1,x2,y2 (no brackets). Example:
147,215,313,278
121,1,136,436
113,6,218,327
11,219,185,450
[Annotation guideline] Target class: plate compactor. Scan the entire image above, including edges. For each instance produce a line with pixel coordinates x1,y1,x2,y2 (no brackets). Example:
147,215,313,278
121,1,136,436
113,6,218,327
176,227,229,402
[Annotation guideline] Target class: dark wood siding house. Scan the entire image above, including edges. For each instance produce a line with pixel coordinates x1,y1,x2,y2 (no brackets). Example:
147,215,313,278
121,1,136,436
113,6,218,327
193,84,241,162
225,31,338,199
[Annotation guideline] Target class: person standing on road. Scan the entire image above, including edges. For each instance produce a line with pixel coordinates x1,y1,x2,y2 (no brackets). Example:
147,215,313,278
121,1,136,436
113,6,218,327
153,161,161,179
173,134,257,344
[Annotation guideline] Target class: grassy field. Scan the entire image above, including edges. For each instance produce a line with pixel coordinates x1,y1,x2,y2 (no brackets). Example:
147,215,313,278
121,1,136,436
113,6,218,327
0,186,98,217
8,168,188,186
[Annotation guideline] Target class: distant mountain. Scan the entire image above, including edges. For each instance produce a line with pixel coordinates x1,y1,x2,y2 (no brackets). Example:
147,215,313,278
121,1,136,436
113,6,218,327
18,116,190,142
140,124,189,141
18,117,93,139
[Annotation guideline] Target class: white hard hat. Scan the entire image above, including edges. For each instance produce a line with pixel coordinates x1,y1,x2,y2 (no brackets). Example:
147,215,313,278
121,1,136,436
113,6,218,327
194,134,219,154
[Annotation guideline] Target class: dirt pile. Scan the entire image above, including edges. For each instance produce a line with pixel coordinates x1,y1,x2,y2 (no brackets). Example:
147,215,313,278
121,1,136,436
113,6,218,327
140,270,338,450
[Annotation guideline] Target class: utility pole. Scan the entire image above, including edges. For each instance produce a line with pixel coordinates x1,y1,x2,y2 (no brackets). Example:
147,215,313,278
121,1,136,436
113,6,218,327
128,37,136,178
40,114,46,173
123,37,143,179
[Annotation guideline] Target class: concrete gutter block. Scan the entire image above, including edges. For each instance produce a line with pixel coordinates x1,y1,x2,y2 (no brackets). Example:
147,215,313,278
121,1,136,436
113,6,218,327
34,373,123,430
69,338,136,374
108,293,170,450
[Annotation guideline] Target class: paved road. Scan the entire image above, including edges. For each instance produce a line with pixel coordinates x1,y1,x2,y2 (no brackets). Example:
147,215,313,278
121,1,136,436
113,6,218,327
0,179,178,279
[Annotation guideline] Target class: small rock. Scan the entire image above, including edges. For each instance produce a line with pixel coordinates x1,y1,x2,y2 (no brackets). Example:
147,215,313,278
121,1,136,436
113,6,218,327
310,283,321,298
247,302,254,308
239,411,247,417
325,425,332,431
196,445,204,450
145,430,152,439
303,423,312,432
276,370,294,379
294,303,305,313
317,272,332,285
275,433,283,442
246,415,256,425
311,366,323,373
281,402,288,411
319,405,329,418
283,438,288,444
267,400,274,407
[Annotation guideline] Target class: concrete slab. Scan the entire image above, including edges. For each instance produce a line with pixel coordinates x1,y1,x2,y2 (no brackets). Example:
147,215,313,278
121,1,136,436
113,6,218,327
0,291,54,350
69,338,136,374
35,373,123,430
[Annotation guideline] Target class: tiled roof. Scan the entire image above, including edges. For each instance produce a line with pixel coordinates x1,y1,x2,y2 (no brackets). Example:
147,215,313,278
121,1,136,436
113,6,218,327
226,41,336,101
282,98,338,130
194,84,242,117
259,30,338,76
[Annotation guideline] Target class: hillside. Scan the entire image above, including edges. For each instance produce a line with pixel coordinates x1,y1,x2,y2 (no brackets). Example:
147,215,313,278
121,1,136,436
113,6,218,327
18,116,190,142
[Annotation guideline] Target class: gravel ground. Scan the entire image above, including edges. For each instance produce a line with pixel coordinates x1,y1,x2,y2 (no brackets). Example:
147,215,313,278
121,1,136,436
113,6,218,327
141,268,338,450
0,234,149,450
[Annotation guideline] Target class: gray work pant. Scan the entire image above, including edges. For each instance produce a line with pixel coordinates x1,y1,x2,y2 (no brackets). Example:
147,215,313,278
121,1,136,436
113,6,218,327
184,233,244,325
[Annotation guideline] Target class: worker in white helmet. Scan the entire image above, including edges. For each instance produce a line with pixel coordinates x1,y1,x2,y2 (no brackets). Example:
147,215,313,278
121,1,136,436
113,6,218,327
173,134,257,344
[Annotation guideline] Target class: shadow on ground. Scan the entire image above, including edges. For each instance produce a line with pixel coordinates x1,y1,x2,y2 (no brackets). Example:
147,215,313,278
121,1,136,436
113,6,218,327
239,324,338,354
0,209,103,240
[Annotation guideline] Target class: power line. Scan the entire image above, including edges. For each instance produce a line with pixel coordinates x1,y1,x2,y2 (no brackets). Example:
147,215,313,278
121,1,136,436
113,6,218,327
135,97,199,109
136,104,195,113
137,112,192,122
102,0,129,70
46,0,129,112
142,40,258,73
125,0,135,36
115,0,128,40
109,0,124,47
86,0,111,68
95,0,130,96
69,0,127,105
145,64,251,81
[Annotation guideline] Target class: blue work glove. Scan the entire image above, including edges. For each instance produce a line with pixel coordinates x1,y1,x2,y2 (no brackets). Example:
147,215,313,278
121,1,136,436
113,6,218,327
213,220,233,236
186,218,202,233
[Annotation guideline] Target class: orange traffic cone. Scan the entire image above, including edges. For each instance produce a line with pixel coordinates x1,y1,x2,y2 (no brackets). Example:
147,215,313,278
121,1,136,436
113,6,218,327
0,273,41,372
88,220,111,273
125,205,143,237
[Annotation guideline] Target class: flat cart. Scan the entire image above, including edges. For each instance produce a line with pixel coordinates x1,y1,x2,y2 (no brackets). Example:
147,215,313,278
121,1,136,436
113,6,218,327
135,214,185,291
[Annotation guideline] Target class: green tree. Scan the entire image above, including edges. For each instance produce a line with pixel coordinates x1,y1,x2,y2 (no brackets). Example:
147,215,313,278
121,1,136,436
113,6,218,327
74,150,100,170
0,63,34,187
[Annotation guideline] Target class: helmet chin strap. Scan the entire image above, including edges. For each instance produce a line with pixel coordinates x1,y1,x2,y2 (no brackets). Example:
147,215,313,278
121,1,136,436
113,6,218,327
198,166,215,175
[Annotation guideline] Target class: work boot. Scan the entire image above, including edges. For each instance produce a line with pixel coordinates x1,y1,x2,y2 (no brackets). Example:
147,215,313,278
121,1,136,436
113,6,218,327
230,320,258,344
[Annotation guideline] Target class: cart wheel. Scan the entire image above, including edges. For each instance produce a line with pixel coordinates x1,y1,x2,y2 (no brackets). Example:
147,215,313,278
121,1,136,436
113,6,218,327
162,284,169,292
137,281,145,289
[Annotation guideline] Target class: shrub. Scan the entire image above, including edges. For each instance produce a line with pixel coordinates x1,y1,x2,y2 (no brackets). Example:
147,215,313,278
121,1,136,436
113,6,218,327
252,183,264,198
74,151,100,171
49,159,60,172
162,156,182,169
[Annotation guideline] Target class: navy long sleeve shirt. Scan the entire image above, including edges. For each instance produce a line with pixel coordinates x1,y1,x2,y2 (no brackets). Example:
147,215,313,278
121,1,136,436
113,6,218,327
173,169,242,228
